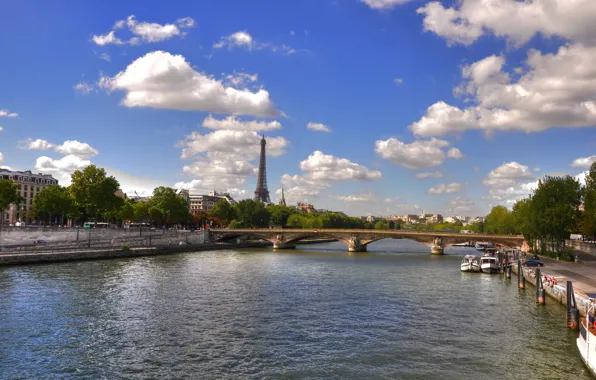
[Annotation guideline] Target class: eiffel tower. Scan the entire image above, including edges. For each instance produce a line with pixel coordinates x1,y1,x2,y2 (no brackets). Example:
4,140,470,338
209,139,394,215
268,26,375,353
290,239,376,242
254,135,271,203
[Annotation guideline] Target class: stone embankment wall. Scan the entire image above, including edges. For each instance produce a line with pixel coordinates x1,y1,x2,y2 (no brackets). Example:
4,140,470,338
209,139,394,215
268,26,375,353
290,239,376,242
0,242,272,266
0,228,212,251
566,239,596,258
512,263,593,317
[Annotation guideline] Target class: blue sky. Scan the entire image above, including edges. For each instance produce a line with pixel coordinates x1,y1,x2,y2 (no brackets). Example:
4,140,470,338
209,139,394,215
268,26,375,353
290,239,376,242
1,0,595,217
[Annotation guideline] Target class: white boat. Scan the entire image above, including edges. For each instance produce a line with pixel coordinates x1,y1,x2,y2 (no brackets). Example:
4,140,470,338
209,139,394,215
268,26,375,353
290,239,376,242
475,241,493,251
461,255,480,272
480,255,499,274
577,300,596,377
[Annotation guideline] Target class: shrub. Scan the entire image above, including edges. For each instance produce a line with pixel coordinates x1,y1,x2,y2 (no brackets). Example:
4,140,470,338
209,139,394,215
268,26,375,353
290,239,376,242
121,244,130,252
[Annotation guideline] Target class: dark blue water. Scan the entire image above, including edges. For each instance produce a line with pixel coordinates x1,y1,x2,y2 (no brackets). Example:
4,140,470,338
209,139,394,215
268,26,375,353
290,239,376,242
0,240,591,379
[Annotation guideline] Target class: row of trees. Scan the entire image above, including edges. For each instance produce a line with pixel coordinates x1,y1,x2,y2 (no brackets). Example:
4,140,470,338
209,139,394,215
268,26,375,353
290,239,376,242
0,165,192,227
481,163,596,254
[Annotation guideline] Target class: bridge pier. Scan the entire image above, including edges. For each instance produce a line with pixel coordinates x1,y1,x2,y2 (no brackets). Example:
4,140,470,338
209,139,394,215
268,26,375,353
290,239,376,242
273,243,296,249
272,234,296,250
431,236,445,255
347,235,367,252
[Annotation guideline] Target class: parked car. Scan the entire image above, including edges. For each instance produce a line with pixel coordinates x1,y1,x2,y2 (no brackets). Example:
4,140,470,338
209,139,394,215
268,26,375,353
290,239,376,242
522,260,544,267
530,255,540,260
34,239,48,245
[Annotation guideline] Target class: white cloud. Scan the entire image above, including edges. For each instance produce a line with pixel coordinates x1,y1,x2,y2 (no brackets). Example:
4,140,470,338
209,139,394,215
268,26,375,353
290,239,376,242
0,109,18,117
202,115,282,132
299,151,382,181
224,72,258,87
91,31,124,46
54,140,99,159
0,126,3,132
306,122,331,132
447,147,464,159
99,51,278,117
331,192,377,202
570,155,596,168
445,197,476,214
483,162,534,188
213,30,298,55
394,78,403,85
92,15,195,46
103,166,169,197
73,82,94,94
483,161,537,204
409,44,596,137
375,137,462,169
361,0,415,10
0,152,3,164
180,130,288,161
417,0,596,47
99,53,111,62
428,182,462,195
279,151,382,201
24,138,54,150
34,155,91,185
179,131,289,199
415,171,444,179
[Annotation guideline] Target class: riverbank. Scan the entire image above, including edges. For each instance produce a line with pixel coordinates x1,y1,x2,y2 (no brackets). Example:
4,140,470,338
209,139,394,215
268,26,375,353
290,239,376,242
0,242,273,266
512,256,596,316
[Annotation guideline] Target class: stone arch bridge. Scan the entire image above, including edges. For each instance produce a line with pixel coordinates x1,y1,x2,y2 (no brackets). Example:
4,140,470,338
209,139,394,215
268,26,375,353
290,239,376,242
209,229,525,254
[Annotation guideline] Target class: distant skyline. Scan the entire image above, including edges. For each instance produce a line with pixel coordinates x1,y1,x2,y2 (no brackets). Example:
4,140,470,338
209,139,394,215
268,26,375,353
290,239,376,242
1,0,595,217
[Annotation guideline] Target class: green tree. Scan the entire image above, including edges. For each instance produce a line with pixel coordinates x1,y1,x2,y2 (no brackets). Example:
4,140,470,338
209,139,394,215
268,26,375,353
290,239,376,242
133,201,150,223
286,213,305,228
511,198,538,251
532,175,582,252
582,162,596,239
234,199,270,228
210,199,236,225
69,165,122,222
374,220,390,230
485,206,515,234
0,179,23,226
31,185,73,225
148,187,190,226
268,205,295,227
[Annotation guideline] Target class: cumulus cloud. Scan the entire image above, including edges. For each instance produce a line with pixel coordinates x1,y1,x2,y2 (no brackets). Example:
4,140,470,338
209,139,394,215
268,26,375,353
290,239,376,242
409,45,596,138
375,137,462,169
0,152,3,164
35,155,91,185
280,151,382,202
570,155,596,168
213,30,298,55
92,15,195,46
415,171,444,179
0,109,18,117
224,72,258,87
24,138,54,150
174,179,248,200
417,0,596,47
361,0,415,9
202,115,282,132
394,78,403,85
483,161,537,204
307,122,331,132
446,197,476,214
54,140,99,159
99,51,278,117
428,182,462,195
0,126,3,132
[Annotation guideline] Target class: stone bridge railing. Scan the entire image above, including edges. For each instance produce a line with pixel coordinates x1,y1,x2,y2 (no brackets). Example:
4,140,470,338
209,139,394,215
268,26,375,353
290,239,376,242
210,228,525,254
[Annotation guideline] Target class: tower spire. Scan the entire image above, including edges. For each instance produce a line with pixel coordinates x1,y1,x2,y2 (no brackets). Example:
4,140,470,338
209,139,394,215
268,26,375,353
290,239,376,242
279,187,286,207
254,135,271,203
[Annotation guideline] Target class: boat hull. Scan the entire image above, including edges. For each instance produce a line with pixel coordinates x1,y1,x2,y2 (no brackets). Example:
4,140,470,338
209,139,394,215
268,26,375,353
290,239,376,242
481,265,500,274
577,323,596,377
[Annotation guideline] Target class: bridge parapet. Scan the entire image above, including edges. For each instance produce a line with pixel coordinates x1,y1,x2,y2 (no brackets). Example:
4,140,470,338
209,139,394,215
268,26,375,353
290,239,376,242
210,229,525,254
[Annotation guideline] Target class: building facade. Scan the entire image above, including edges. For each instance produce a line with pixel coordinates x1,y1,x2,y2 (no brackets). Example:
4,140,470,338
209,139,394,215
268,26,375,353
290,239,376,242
189,191,237,214
0,169,58,224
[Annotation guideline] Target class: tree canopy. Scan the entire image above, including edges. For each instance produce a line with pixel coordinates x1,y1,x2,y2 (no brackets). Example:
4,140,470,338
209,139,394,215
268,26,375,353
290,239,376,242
69,165,122,221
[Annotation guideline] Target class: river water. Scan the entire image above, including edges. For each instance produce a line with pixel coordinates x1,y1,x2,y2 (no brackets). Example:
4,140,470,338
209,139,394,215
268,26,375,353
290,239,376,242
0,240,592,379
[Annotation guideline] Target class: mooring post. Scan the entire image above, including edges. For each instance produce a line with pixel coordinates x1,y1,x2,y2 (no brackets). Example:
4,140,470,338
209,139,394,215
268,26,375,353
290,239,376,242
536,268,545,304
505,265,511,279
566,280,579,329
518,259,525,290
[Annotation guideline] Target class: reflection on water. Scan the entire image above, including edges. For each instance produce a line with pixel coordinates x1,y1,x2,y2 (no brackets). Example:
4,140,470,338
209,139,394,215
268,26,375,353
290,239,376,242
0,240,591,379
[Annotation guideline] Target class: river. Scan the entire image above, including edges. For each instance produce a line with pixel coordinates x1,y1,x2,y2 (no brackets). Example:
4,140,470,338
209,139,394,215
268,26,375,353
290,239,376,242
0,240,592,379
